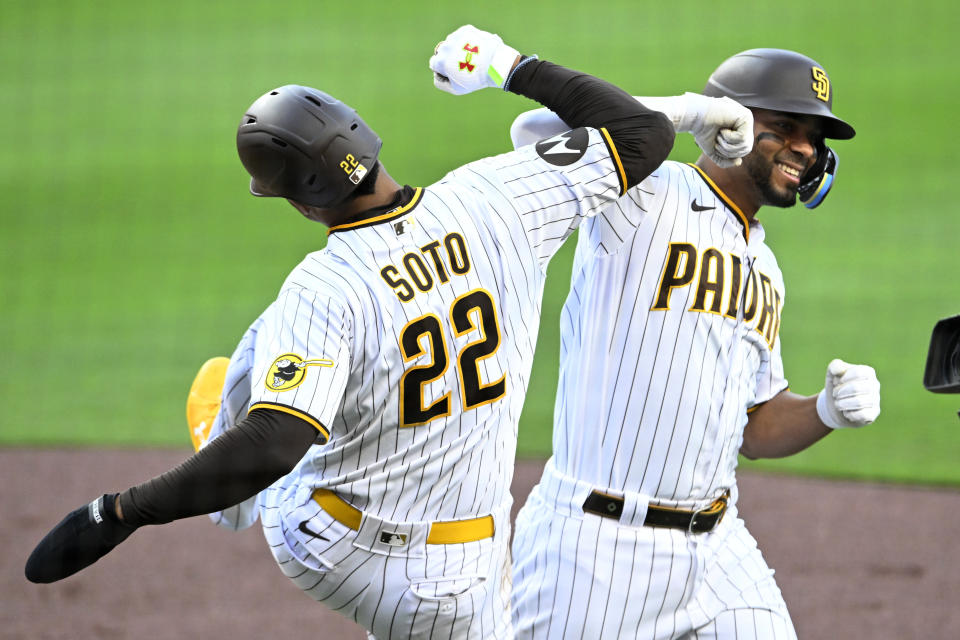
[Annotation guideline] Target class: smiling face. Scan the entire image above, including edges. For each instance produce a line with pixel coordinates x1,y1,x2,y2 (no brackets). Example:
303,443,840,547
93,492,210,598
742,108,824,209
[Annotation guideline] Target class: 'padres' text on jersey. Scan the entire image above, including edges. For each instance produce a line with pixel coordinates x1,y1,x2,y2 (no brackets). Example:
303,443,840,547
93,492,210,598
551,161,787,503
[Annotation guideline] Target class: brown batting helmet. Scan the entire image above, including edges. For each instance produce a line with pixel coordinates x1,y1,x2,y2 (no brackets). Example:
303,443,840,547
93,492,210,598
703,48,855,140
236,85,382,208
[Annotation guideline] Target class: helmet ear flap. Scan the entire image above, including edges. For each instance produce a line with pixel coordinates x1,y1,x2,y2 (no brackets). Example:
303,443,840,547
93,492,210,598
798,145,838,209
803,138,828,182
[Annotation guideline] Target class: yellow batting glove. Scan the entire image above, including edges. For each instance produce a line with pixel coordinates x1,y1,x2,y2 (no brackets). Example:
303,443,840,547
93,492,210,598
186,356,230,451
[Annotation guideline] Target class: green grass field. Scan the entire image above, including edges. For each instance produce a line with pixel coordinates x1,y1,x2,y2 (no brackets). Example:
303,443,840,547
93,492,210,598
1,1,958,484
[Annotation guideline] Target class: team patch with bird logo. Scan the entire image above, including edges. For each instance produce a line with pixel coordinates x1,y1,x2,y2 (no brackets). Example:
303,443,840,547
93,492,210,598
265,353,335,391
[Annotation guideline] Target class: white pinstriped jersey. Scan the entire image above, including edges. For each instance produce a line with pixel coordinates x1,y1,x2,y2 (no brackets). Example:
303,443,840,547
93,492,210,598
551,160,787,504
215,126,626,525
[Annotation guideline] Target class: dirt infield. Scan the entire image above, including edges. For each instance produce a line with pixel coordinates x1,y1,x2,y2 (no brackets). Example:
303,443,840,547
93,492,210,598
3,448,958,639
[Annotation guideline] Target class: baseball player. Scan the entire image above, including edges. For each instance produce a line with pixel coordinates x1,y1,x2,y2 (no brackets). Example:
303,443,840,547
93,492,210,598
24,24,686,639
504,49,882,639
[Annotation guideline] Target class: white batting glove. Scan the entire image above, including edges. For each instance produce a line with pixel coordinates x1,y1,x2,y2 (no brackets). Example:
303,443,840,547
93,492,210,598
429,24,520,95
816,359,881,429
636,93,753,167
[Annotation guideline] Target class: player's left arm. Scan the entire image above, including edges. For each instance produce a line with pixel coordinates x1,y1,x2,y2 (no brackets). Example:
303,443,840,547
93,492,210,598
740,359,881,459
24,409,317,583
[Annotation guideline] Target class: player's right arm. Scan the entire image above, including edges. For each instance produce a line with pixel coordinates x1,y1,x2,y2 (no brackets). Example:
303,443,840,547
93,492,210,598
510,94,754,167
430,24,675,192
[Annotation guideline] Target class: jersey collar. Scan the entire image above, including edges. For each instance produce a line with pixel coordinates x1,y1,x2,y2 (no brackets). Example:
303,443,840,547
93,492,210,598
327,186,423,234
686,163,750,243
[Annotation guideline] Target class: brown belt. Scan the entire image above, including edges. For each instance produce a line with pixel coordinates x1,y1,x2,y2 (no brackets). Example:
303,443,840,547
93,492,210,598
312,489,494,545
582,490,729,534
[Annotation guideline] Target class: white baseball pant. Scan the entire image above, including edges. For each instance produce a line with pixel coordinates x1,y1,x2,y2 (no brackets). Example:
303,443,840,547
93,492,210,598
511,461,796,639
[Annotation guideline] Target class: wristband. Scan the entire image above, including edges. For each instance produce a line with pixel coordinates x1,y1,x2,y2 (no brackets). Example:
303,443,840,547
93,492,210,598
504,55,538,92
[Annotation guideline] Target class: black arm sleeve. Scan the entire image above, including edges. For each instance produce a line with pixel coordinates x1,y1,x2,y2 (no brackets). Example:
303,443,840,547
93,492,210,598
117,409,318,527
507,58,675,189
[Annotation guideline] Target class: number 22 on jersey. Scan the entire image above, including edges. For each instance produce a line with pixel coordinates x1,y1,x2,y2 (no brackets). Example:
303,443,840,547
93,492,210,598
398,289,506,427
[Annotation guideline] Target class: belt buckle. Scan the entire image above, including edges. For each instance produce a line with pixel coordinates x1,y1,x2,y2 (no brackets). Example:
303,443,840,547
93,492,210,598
688,504,708,534
688,492,728,534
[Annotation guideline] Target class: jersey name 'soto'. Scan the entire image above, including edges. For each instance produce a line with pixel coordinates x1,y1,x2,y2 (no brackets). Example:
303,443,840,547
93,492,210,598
552,160,787,505
209,127,625,534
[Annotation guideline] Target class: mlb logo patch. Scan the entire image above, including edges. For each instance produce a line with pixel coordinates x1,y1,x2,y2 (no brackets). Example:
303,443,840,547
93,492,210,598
379,531,408,547
393,218,413,236
349,164,368,185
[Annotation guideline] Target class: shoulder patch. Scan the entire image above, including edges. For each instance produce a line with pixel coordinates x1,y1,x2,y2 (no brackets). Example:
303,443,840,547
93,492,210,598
535,128,589,166
265,353,334,392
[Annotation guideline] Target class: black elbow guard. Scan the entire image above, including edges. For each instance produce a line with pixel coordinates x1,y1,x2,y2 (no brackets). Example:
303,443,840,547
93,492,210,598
617,110,675,189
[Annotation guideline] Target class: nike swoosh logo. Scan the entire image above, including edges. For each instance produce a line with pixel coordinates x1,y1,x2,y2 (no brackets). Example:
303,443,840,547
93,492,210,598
298,520,329,541
691,199,716,212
